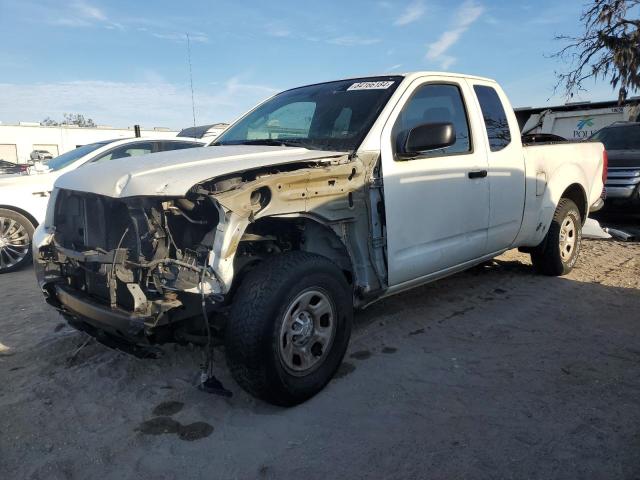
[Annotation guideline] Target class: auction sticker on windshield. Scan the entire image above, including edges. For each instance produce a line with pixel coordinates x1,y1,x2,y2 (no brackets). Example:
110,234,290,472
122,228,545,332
347,81,395,90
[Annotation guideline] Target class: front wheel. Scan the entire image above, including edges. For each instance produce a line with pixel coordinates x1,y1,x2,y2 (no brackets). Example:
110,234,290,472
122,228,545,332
225,252,353,406
0,208,35,274
530,198,582,276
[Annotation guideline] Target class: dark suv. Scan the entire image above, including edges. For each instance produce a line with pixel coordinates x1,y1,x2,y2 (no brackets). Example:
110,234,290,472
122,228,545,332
590,122,640,210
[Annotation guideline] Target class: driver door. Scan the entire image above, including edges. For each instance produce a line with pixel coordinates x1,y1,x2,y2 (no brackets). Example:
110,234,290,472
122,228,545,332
380,77,490,286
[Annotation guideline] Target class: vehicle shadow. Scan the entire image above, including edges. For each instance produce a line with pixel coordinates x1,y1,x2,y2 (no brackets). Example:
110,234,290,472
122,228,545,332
2,251,640,480
352,251,639,335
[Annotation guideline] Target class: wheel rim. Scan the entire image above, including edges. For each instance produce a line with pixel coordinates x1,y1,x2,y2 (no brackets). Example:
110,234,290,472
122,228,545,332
0,217,30,270
278,288,336,376
559,215,577,262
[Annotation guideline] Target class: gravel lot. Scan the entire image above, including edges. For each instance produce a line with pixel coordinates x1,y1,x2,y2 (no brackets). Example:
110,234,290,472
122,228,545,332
1,240,639,479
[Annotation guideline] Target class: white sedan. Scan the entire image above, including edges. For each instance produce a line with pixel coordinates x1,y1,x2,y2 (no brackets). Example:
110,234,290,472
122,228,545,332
0,137,206,273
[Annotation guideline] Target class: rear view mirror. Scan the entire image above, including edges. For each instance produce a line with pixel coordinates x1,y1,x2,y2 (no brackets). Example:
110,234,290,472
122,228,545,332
400,122,456,156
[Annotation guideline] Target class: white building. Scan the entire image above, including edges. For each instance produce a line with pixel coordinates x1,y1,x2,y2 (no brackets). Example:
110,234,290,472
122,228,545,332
0,123,178,164
515,98,640,140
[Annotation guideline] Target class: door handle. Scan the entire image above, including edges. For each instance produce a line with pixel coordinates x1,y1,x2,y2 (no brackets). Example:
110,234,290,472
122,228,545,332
468,170,487,179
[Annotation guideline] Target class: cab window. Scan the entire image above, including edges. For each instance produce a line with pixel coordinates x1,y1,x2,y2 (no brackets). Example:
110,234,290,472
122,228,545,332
393,83,471,158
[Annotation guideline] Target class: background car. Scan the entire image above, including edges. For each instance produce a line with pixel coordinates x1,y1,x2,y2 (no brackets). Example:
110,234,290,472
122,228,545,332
0,160,28,175
0,137,206,273
29,150,54,162
589,122,640,211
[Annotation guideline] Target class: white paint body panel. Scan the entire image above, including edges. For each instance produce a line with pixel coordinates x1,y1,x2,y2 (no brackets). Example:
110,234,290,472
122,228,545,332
466,78,527,253
0,137,202,225
515,141,605,247
44,71,605,294
377,75,491,285
359,72,604,288
54,145,346,198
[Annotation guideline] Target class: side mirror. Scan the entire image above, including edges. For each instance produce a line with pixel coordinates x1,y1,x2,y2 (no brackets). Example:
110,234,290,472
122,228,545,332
401,122,456,156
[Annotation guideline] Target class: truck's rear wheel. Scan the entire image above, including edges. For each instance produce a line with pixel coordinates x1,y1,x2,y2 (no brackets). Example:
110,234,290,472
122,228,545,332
531,198,582,276
0,208,34,274
225,252,352,406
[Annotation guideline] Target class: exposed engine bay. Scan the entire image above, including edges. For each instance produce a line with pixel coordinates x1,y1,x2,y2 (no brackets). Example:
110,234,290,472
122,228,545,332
36,154,388,346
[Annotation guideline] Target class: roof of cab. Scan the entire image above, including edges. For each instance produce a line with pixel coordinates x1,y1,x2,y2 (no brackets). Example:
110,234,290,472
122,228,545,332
277,72,497,96
325,71,496,84
399,71,495,83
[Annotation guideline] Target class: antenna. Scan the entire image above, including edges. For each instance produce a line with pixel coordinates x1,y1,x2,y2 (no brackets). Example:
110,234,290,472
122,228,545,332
186,33,197,133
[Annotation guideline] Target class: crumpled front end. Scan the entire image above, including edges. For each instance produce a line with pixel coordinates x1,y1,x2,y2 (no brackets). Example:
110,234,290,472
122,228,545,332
35,151,387,345
34,188,223,344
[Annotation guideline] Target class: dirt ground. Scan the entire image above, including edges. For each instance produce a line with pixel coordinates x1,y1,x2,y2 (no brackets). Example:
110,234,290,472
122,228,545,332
1,240,639,480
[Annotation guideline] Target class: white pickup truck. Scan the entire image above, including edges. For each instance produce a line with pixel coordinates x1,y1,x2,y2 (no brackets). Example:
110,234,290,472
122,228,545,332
34,72,606,405
0,137,205,273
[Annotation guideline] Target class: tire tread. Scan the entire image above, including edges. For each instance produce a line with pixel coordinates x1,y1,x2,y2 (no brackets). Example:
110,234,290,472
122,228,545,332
530,198,581,276
225,251,351,405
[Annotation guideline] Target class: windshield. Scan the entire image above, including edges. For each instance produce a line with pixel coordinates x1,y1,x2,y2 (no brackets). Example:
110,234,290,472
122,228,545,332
46,142,111,171
590,125,640,150
214,76,403,152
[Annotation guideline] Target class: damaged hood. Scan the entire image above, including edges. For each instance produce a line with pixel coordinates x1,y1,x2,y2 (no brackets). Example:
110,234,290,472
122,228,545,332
54,145,348,198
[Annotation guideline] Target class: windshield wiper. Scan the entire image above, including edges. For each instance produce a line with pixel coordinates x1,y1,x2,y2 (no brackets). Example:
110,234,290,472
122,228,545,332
217,139,318,149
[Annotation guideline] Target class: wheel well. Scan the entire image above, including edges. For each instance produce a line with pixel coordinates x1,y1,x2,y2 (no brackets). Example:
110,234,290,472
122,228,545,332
0,205,39,228
560,184,587,224
230,217,354,293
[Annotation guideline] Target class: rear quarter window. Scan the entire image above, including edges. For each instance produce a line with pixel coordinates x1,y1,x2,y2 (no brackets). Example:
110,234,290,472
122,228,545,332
474,85,511,152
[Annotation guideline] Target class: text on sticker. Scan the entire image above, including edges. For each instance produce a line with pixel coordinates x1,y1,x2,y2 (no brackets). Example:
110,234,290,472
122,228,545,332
347,81,395,91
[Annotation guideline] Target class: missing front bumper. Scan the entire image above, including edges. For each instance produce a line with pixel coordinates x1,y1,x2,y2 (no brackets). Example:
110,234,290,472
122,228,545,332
53,284,152,343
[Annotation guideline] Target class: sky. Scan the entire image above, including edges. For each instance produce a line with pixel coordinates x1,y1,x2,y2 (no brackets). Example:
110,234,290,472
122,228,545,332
0,0,622,129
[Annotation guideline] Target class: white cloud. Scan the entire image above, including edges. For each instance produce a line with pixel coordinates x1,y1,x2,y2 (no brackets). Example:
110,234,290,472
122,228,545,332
394,1,426,26
0,77,279,129
50,0,114,28
426,0,484,69
386,64,403,71
45,1,206,42
209,77,279,109
73,0,106,21
52,17,92,27
328,36,381,46
439,56,456,70
262,26,378,47
266,23,291,38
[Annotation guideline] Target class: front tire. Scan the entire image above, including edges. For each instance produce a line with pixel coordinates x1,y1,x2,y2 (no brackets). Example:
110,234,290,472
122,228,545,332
0,208,35,274
225,252,353,406
531,198,582,276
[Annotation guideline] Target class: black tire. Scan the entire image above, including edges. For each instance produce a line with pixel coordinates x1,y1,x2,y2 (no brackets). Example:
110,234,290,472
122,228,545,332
225,251,353,406
0,208,35,274
531,198,582,276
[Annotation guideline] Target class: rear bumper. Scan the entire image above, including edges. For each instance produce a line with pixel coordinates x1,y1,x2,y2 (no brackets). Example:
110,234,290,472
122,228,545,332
601,186,640,211
605,167,640,201
606,185,637,199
